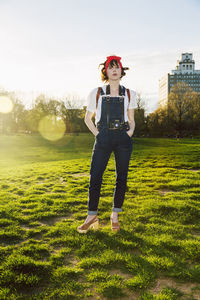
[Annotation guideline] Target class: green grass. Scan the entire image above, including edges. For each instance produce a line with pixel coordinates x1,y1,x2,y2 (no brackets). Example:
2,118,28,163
0,134,200,299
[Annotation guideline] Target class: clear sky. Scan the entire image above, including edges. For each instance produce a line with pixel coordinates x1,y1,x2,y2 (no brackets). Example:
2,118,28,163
0,0,200,113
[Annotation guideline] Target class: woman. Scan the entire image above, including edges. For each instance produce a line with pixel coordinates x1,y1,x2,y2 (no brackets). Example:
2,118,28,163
77,55,136,233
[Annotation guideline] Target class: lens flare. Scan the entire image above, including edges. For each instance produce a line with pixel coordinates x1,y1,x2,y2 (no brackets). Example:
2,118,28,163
38,114,66,141
0,95,13,113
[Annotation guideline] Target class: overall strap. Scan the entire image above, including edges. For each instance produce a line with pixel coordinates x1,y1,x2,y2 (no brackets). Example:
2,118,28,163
126,88,130,103
106,84,126,96
119,85,125,123
120,85,131,102
96,85,130,107
106,84,110,95
119,85,125,96
105,85,110,127
96,87,102,109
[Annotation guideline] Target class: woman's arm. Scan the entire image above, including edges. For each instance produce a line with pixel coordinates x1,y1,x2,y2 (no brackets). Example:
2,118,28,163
127,108,135,137
84,111,99,137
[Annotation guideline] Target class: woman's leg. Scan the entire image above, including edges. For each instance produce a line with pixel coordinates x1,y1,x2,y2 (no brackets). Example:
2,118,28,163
112,134,133,212
88,141,112,215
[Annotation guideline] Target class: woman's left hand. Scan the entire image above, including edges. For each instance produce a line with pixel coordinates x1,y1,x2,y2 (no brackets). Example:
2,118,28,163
126,130,133,137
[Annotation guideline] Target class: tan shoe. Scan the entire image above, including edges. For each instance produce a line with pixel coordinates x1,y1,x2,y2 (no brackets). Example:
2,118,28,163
77,215,99,233
110,215,120,232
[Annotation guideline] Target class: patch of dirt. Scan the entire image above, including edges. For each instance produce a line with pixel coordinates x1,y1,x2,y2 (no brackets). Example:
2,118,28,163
49,244,66,254
59,173,88,181
31,232,44,240
20,225,32,230
64,255,79,267
70,257,79,266
122,290,140,300
126,248,142,256
193,290,200,300
191,231,200,237
173,167,200,172
155,189,176,195
86,287,108,300
39,215,74,226
149,277,200,298
59,177,67,184
71,173,89,177
109,268,133,280
87,286,139,300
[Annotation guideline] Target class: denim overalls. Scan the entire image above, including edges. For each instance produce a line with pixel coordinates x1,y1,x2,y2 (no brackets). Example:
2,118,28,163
87,84,133,215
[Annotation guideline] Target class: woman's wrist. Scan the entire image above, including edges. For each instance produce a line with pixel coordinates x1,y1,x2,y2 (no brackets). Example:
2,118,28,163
127,130,133,136
95,130,99,136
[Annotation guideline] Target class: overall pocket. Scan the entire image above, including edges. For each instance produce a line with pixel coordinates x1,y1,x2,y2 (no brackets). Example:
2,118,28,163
123,129,132,139
95,128,106,139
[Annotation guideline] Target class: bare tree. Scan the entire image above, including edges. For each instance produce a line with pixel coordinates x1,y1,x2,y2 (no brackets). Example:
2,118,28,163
168,82,193,137
60,94,85,133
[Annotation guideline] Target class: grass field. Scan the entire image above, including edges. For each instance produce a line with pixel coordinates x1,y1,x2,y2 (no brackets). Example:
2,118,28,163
0,134,200,299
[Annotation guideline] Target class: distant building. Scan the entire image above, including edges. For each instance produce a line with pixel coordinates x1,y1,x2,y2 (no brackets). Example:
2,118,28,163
159,53,200,106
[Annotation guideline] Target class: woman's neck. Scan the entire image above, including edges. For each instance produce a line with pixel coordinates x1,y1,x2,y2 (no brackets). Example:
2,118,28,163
108,80,120,96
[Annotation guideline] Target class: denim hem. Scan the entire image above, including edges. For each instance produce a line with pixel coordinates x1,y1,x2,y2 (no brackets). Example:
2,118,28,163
112,207,122,212
88,210,98,215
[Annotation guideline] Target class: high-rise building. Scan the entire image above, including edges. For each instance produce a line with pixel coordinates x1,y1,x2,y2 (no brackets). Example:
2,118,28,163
159,53,200,106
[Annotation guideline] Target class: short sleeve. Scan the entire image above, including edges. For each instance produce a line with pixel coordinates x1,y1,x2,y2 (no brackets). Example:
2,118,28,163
128,90,137,109
86,88,98,113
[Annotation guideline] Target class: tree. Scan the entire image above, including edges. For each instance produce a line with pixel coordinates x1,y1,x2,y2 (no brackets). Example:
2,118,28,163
168,82,193,137
0,89,26,134
60,94,85,133
134,91,147,136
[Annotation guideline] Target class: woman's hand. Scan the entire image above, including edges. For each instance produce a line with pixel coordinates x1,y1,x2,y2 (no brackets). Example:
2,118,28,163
95,130,99,137
126,130,133,137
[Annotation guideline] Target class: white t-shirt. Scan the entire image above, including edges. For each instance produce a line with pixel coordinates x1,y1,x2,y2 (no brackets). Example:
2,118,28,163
86,85,137,126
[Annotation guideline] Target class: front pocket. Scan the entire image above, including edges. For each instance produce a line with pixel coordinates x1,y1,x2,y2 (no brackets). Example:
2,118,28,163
96,131,100,138
96,128,105,139
124,130,131,139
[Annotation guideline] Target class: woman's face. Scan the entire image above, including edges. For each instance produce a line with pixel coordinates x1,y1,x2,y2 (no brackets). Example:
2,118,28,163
106,62,121,81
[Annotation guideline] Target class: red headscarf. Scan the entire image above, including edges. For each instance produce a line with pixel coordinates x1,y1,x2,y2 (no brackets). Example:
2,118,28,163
105,55,122,74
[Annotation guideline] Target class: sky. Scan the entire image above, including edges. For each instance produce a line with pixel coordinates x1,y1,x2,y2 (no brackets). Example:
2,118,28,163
0,0,200,113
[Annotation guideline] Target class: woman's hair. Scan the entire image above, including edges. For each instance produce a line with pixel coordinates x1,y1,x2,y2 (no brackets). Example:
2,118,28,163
98,58,129,83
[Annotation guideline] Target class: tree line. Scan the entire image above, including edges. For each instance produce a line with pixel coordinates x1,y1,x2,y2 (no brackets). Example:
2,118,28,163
0,82,200,138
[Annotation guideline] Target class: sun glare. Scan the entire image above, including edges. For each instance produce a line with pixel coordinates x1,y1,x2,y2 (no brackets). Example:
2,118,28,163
0,96,13,113
38,114,66,141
